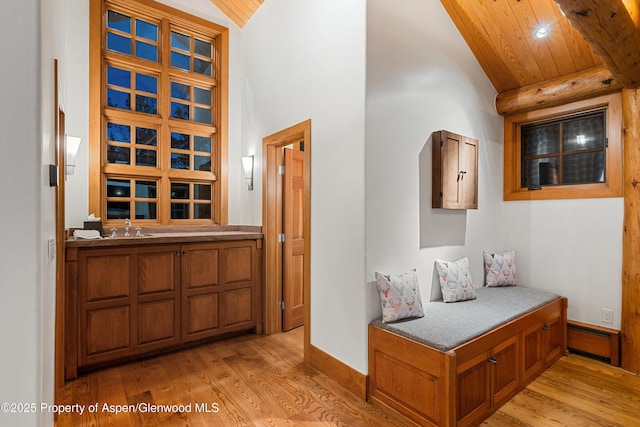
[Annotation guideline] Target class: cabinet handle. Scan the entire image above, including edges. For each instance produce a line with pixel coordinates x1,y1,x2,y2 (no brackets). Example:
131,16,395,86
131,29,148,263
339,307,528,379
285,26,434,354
176,250,180,256
542,324,549,332
488,357,497,364
182,250,187,256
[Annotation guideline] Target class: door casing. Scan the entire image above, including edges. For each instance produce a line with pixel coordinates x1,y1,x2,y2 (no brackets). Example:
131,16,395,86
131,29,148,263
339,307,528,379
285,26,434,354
262,119,311,362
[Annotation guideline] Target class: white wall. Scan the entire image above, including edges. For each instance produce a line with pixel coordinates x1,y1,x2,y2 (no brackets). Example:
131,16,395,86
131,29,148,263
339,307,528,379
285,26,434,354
64,0,89,228
241,0,368,371
366,0,623,332
0,0,61,425
0,1,41,425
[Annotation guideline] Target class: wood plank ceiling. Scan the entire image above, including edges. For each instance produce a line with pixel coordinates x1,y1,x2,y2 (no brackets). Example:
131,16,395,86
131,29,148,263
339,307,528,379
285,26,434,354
440,0,602,93
210,0,264,28
441,0,640,115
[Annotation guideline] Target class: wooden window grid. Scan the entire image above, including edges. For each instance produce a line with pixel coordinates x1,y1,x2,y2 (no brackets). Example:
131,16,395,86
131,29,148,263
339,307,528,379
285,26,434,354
89,0,228,225
503,92,622,201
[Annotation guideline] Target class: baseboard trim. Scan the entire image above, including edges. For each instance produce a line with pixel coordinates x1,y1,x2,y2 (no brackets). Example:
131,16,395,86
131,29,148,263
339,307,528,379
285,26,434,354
309,345,367,401
567,320,620,366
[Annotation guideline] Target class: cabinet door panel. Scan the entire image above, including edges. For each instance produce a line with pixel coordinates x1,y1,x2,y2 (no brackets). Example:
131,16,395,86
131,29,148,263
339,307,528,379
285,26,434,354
545,313,564,365
492,335,519,407
521,322,544,383
86,305,130,356
223,287,253,328
442,133,462,208
138,251,177,294
461,137,478,208
185,293,219,335
186,247,219,289
182,243,222,342
223,246,253,284
85,254,130,301
138,299,178,345
457,351,491,426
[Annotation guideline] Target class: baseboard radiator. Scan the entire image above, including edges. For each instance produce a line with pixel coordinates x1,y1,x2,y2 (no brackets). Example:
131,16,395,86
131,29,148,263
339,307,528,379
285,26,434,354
567,320,620,366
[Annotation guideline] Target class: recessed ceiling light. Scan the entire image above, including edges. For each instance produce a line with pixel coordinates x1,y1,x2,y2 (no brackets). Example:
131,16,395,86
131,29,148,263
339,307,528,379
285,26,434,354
534,25,550,39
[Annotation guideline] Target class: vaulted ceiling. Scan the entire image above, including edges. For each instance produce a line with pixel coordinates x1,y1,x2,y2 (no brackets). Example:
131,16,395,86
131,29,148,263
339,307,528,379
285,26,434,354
209,0,263,28
212,0,639,114
440,0,602,93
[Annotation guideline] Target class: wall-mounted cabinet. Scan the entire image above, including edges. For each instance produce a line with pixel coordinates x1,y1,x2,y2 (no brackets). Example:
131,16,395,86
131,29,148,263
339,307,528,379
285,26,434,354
432,130,479,209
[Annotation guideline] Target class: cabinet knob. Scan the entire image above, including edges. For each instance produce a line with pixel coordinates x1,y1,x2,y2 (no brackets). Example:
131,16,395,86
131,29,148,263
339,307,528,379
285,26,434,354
176,250,181,256
542,324,549,332
182,250,187,256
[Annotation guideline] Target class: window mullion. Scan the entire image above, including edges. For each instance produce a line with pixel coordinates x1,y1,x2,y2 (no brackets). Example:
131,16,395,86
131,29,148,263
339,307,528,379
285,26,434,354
159,17,172,225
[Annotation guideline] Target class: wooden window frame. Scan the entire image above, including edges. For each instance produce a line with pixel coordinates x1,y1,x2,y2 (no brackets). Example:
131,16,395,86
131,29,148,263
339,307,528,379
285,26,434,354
504,92,622,201
89,0,228,225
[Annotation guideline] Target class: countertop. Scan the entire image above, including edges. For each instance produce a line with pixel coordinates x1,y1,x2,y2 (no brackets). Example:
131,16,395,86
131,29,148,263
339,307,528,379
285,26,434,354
65,225,263,248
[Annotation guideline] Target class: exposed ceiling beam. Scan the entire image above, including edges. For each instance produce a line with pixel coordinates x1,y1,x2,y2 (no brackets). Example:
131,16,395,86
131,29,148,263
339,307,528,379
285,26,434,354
496,65,621,115
555,0,640,88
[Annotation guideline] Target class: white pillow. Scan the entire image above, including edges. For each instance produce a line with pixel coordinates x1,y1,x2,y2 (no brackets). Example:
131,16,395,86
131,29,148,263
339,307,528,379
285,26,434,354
483,250,517,287
374,269,425,323
434,257,477,303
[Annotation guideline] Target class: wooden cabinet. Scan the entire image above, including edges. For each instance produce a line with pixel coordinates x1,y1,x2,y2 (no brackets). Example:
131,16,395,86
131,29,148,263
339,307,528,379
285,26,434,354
432,130,479,209
78,245,181,367
456,336,518,427
181,241,257,342
68,239,259,375
368,297,567,427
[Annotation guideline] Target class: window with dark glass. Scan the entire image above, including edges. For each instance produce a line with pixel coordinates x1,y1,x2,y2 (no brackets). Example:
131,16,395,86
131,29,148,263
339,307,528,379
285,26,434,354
520,110,606,189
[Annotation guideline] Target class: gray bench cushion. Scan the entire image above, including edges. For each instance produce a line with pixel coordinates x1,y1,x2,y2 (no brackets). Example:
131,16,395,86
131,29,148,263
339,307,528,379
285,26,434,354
370,286,560,352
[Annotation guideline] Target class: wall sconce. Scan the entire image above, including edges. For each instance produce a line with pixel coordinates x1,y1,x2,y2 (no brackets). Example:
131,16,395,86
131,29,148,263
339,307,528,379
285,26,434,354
241,155,254,191
66,135,82,176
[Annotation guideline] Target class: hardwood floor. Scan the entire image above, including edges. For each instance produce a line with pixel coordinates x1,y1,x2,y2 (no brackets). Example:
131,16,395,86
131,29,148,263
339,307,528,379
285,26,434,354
483,355,640,427
56,328,640,426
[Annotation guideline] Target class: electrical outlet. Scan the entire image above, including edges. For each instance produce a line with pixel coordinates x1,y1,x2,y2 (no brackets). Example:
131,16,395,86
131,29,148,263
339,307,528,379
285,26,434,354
602,308,613,324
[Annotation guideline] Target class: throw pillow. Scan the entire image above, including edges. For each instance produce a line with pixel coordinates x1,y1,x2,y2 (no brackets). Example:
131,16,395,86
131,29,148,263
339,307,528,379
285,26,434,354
483,250,517,287
374,269,425,323
434,257,477,302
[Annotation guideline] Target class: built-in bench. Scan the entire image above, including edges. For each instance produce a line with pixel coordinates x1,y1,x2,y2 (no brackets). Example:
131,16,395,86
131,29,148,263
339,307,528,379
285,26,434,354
368,286,567,427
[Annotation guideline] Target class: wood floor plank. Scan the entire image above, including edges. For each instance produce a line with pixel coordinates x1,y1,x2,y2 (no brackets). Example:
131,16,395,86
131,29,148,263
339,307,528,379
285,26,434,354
56,329,640,426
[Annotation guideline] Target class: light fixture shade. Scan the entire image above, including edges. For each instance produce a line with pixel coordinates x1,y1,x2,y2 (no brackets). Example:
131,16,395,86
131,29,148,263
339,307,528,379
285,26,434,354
241,155,254,190
66,136,82,175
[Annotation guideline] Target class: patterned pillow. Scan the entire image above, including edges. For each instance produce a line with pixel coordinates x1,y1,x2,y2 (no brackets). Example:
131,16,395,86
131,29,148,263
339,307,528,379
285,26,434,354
483,250,517,287
434,257,477,303
374,269,425,323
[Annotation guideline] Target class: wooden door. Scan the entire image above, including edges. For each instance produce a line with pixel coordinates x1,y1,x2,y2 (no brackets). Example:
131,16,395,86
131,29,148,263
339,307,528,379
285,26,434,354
283,147,305,331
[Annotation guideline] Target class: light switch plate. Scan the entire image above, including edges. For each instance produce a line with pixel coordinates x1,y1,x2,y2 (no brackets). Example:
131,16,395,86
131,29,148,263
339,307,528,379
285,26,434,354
47,237,55,263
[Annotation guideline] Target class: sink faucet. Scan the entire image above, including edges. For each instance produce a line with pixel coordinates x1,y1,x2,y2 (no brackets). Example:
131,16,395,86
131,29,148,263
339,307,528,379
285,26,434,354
124,218,131,237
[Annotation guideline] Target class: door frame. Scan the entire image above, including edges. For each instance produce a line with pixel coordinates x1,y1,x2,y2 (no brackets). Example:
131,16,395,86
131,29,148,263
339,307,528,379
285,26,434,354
262,119,311,362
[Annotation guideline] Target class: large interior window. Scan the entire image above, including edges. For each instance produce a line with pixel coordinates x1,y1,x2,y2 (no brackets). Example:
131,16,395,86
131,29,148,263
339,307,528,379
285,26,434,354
504,93,622,201
90,0,228,224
